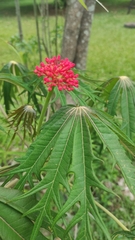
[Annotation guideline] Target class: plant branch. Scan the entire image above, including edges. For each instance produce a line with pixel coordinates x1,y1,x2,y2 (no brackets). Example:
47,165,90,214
37,89,54,134
55,0,58,56
33,0,42,62
95,200,129,231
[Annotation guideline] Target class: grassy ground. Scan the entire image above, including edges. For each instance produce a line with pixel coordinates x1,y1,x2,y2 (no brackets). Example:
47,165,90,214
0,16,34,65
88,9,135,81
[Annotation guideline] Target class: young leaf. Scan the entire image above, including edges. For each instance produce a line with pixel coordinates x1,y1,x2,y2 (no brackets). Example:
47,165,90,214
0,73,31,92
106,76,135,139
107,81,121,115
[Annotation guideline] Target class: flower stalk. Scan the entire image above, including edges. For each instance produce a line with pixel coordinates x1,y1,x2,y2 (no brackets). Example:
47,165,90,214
37,88,54,134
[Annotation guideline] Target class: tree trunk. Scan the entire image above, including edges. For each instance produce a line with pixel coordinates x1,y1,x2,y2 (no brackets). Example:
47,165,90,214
61,0,96,70
14,0,23,41
61,0,84,62
74,0,96,69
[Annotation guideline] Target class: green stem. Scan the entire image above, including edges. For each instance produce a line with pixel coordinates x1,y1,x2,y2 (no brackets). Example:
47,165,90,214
37,89,54,134
95,200,129,231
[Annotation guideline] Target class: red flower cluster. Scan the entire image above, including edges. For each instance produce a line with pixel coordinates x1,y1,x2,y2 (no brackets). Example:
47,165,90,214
34,55,79,91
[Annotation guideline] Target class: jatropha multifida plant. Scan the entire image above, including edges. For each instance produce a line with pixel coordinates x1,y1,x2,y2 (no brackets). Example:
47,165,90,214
1,55,135,240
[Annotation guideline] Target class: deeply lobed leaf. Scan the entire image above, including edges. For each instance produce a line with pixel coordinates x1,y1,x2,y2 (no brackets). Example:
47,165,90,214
3,105,135,239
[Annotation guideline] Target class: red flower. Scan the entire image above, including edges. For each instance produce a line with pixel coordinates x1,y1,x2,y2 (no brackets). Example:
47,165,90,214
34,55,79,91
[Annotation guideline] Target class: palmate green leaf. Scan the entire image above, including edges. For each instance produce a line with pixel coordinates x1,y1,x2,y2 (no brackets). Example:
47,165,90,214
104,76,135,139
7,106,111,240
83,107,135,195
4,106,74,190
4,106,135,239
0,187,46,240
15,113,77,240
53,113,111,240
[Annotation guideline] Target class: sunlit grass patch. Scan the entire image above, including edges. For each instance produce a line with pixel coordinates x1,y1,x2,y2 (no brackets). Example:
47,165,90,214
88,10,135,80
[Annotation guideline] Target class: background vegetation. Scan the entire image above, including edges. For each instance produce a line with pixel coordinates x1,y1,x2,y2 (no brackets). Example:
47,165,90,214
0,0,135,79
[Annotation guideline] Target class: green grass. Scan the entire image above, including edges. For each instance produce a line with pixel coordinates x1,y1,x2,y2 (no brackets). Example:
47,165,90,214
87,9,135,80
0,16,36,66
100,0,128,6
